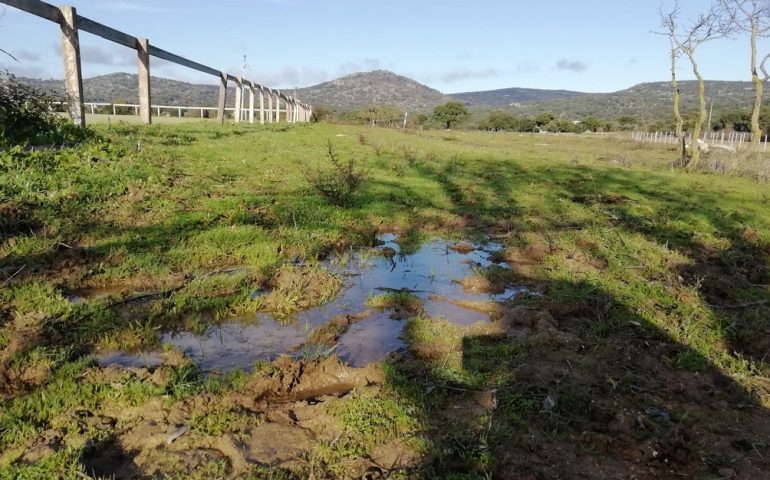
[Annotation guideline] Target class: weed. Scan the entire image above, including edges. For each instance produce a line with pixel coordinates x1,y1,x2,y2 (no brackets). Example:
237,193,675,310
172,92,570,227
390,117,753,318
0,446,85,480
366,291,422,313
191,406,254,436
0,71,91,148
305,140,369,205
167,363,204,398
401,146,418,166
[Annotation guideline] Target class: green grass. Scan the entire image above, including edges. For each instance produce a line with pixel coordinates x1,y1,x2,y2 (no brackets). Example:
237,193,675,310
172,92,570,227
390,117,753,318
1,121,769,477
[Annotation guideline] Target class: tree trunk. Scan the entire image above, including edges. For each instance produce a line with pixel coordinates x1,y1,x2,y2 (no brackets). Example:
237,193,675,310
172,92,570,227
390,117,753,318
671,44,685,157
685,51,707,170
750,21,764,152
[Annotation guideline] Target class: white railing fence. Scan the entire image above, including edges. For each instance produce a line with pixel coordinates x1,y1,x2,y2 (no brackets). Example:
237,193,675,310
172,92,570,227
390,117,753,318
631,130,766,152
53,102,292,121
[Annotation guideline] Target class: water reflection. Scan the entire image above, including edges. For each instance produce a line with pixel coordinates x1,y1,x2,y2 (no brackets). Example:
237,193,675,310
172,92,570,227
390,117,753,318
98,234,533,370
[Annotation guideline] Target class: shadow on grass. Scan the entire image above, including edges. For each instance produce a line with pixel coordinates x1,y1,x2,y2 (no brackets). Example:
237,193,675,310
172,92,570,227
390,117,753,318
383,276,770,477
375,155,770,476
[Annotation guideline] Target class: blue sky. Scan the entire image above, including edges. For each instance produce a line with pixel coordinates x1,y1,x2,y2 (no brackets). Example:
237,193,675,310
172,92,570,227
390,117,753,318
0,0,761,94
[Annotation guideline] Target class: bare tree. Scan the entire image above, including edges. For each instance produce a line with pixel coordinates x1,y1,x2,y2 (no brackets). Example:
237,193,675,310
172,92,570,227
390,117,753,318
720,0,770,152
660,5,686,157
660,2,730,169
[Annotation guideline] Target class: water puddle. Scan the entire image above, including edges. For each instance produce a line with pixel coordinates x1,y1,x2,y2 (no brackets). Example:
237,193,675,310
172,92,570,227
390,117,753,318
98,234,534,370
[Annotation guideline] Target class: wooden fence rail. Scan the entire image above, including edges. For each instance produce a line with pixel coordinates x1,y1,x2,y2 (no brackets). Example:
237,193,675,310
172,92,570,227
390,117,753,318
1,0,312,126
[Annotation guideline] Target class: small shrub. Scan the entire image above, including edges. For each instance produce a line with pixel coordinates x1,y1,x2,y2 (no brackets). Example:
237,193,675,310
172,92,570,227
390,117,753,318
306,140,369,206
0,71,89,147
401,146,418,166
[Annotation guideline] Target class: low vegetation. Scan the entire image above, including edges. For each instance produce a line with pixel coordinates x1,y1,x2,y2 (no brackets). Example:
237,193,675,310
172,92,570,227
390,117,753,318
1,118,769,478
0,72,89,148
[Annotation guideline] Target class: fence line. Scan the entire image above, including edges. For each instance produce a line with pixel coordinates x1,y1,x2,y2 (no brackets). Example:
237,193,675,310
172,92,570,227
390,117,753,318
631,130,768,153
53,101,292,120
1,0,312,126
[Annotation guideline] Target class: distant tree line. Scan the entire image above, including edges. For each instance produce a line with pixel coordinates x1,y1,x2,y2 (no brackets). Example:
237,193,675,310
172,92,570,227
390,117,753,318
477,111,620,133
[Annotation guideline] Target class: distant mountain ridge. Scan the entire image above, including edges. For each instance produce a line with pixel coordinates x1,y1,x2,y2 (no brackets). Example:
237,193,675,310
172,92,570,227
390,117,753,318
449,87,587,106
14,70,761,119
17,73,228,107
497,80,758,119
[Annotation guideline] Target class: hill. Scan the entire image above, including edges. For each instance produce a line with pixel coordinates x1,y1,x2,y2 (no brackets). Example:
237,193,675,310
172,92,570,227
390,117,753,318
497,80,756,120
295,70,451,112
17,72,228,106
449,86,586,106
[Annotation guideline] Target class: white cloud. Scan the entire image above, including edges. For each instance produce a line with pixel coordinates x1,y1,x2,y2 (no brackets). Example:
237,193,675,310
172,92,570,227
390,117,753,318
556,59,589,73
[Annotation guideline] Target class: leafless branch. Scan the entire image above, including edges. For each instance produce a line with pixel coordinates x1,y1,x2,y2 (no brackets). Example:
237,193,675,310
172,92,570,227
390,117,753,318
761,52,770,80
0,47,19,63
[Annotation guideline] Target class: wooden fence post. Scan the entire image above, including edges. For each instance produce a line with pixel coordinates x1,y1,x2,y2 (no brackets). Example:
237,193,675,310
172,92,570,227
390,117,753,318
137,37,152,125
266,89,273,124
59,5,84,127
217,71,227,125
234,76,243,124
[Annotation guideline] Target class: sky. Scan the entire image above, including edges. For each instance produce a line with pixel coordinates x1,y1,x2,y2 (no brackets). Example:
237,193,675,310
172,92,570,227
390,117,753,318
0,0,764,94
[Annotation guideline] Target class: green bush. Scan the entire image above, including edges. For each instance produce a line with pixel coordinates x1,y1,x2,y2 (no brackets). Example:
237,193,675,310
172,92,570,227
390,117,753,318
0,71,89,147
305,140,369,205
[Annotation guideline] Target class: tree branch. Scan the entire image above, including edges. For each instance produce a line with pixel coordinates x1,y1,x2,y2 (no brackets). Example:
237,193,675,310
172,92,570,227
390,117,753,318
760,52,770,80
0,47,19,63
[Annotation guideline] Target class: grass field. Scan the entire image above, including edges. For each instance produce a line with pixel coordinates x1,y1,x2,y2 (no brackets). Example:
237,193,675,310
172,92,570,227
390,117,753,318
1,122,769,478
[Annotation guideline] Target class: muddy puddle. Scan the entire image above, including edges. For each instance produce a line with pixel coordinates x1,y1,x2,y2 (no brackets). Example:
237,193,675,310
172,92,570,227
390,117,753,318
98,234,533,370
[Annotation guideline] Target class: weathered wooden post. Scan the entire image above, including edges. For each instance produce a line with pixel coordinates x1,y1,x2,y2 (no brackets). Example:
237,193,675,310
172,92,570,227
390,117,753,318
259,86,265,124
217,71,228,125
234,76,243,124
59,5,85,127
137,37,152,124
247,82,255,124
266,88,273,124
